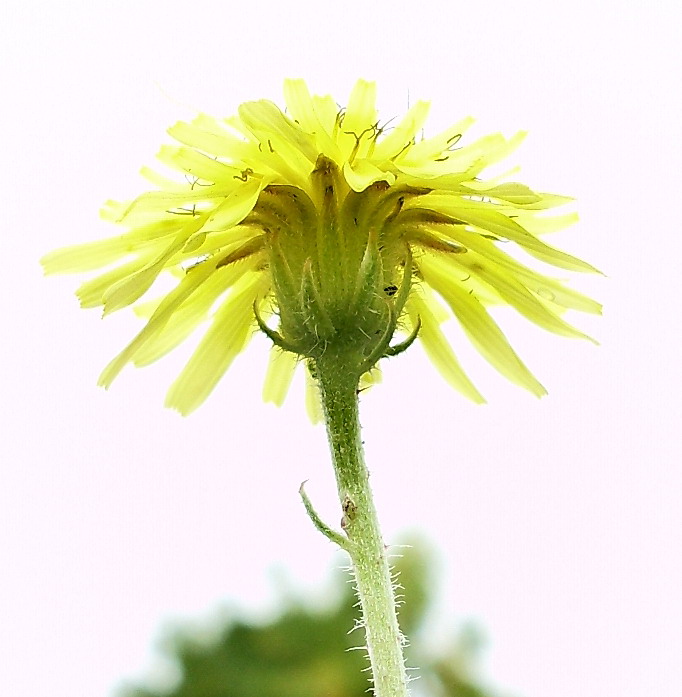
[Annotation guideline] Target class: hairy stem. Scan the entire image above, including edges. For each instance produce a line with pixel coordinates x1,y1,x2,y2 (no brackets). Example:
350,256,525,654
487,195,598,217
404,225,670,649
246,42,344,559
313,356,409,697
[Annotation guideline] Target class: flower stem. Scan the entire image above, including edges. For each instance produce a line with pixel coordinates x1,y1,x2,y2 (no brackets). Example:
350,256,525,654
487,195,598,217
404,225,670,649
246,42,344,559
312,355,409,697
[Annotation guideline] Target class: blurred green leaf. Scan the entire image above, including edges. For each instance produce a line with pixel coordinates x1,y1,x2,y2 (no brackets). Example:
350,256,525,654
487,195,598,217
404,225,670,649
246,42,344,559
118,537,508,697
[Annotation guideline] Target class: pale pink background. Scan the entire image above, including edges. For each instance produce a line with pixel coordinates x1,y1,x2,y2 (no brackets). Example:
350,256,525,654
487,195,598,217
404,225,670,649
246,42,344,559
1,3,680,697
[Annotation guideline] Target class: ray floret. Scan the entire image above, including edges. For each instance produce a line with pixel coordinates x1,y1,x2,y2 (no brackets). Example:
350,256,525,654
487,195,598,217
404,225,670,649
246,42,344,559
42,79,600,413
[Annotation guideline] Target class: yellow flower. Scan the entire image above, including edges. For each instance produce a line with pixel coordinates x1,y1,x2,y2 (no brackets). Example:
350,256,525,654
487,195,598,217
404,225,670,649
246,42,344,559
42,79,601,415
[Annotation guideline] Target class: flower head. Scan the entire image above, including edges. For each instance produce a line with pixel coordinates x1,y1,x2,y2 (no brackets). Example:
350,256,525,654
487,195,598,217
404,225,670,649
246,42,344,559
42,79,600,415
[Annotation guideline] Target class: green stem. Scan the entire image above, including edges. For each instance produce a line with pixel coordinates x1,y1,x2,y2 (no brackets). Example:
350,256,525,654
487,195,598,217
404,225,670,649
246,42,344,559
313,356,409,697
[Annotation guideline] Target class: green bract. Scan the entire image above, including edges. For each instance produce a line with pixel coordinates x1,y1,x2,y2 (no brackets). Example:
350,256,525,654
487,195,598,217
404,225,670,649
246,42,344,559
42,79,601,415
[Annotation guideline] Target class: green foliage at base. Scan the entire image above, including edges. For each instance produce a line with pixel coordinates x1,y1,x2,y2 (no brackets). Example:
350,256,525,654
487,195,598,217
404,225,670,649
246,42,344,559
117,538,505,697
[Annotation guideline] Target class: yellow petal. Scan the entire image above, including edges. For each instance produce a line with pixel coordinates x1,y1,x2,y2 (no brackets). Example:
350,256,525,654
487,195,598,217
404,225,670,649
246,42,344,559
76,259,149,308
336,80,377,161
238,99,318,163
102,216,208,314
43,217,192,276
372,100,430,162
407,292,485,404
262,346,298,407
470,130,527,174
406,117,476,162
311,94,340,133
156,145,245,184
451,254,597,341
132,262,250,366
107,189,223,224
103,180,262,315
398,132,506,178
511,193,574,210
461,182,542,205
98,251,259,387
305,364,323,424
433,225,602,314
202,178,263,231
283,79,342,161
343,160,396,192
359,366,382,390
42,237,132,274
421,197,601,273
282,79,320,133
139,166,185,192
457,166,520,192
515,212,579,235
132,295,163,319
420,256,547,397
179,226,258,259
342,79,377,136
167,116,249,158
165,273,267,415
